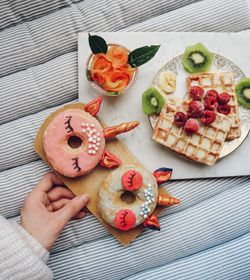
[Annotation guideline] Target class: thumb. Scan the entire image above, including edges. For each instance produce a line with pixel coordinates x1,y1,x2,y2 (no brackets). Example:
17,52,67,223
57,194,89,225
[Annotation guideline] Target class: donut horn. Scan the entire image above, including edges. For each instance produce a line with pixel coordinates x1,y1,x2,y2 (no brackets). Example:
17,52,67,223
143,214,160,231
103,121,140,139
85,96,102,116
153,167,173,185
99,150,121,168
157,194,180,207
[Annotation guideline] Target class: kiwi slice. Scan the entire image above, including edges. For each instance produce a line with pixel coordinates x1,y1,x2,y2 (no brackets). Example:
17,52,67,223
142,87,165,115
182,43,213,73
235,78,250,109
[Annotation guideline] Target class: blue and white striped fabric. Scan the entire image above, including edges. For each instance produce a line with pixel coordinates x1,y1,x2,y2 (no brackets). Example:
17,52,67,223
0,0,249,279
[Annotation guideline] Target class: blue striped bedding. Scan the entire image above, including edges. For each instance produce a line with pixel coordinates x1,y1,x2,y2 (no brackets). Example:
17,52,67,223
0,0,249,279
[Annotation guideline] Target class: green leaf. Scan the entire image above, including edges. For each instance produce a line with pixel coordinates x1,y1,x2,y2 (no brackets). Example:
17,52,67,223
86,70,93,81
128,45,160,67
88,33,108,54
106,91,122,96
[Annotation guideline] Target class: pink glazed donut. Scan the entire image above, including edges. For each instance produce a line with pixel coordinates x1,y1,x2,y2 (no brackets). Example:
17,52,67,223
43,109,105,177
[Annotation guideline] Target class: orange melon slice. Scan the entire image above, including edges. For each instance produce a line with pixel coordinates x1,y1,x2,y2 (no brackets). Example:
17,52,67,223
91,54,112,73
116,65,135,75
107,46,128,68
102,68,132,92
90,70,108,86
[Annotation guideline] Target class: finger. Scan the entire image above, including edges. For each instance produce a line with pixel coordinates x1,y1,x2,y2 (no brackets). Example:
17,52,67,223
56,194,89,225
36,172,65,193
48,186,75,202
73,211,86,219
51,198,71,211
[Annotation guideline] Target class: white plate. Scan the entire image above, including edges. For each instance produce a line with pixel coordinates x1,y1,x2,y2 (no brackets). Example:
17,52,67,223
149,53,250,159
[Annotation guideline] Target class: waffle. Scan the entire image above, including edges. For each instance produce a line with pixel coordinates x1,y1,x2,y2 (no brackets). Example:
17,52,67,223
152,98,232,166
187,72,240,140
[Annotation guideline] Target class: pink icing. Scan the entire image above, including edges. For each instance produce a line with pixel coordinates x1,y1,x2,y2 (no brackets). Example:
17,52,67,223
43,109,105,177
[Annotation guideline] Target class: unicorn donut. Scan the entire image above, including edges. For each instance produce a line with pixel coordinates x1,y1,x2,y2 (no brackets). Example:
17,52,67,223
43,97,139,177
98,165,180,231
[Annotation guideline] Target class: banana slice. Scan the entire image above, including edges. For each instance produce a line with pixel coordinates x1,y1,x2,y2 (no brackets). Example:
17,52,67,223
158,70,176,94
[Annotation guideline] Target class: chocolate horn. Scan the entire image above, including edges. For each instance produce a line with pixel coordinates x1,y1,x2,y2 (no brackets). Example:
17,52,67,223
103,121,140,139
157,194,180,206
143,214,160,231
85,96,102,116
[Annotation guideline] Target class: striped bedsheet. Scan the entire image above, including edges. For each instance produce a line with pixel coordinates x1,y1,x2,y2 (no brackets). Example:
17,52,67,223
0,0,249,279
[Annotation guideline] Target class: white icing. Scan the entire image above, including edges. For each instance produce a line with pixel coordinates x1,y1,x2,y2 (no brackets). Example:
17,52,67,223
81,122,102,156
140,184,155,218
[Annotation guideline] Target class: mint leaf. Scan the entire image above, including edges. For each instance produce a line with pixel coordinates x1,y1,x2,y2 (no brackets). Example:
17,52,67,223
86,70,93,81
88,33,108,54
128,45,160,67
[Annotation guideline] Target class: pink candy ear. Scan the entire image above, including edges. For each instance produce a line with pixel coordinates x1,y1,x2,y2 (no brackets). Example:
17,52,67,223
153,167,173,185
143,214,160,231
99,150,121,168
85,96,102,116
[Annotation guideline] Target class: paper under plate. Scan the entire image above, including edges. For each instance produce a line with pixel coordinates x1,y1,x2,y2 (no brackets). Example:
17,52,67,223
78,32,250,179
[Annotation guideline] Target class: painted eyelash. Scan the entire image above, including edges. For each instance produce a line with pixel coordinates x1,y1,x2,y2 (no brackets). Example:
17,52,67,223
126,171,136,187
72,157,81,172
64,116,73,133
119,210,128,226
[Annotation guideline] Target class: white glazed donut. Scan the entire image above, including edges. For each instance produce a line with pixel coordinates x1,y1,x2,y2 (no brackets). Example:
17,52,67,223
97,165,158,230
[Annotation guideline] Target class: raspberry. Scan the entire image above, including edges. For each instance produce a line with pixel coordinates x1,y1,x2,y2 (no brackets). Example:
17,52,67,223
174,112,188,127
204,97,218,111
218,104,231,115
189,86,204,101
205,90,218,101
184,118,199,134
218,93,231,104
187,101,204,118
201,110,216,125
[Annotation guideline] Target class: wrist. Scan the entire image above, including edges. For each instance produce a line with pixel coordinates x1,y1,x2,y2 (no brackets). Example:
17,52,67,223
14,221,50,263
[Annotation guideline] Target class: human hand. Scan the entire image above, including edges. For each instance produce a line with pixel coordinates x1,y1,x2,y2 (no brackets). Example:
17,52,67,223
20,172,89,251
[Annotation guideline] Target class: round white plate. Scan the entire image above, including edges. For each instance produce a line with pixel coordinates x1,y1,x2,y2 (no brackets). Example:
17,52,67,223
149,53,250,158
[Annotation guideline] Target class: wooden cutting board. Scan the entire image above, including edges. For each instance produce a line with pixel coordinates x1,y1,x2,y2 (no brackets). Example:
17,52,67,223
34,103,165,245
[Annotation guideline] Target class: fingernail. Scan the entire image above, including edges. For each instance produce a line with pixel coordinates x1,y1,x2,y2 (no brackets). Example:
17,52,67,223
79,194,89,203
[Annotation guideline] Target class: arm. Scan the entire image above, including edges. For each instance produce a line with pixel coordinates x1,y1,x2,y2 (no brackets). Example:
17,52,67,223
0,215,52,280
0,172,89,280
